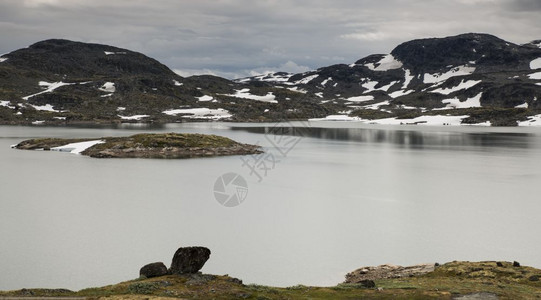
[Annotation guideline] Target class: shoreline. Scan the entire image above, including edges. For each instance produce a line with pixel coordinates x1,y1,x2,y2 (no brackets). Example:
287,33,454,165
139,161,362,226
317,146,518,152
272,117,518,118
1,261,540,299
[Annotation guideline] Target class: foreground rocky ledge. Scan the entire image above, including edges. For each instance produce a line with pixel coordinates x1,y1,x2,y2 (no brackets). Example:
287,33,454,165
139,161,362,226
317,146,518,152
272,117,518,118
13,133,262,158
1,261,540,299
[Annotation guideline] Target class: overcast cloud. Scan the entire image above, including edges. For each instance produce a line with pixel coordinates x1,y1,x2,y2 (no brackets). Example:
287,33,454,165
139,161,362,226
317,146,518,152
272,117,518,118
0,0,539,78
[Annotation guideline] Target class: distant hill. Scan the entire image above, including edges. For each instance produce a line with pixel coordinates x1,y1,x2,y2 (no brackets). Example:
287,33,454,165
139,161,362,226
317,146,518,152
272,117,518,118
1,34,540,125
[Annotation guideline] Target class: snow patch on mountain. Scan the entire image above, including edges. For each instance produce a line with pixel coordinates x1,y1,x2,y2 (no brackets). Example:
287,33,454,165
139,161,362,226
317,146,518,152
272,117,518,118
22,81,75,100
173,80,183,86
225,88,277,103
528,71,541,80
423,66,476,84
104,51,126,55
402,69,414,89
0,57,7,63
321,77,332,86
389,90,414,98
429,79,482,95
0,100,15,109
346,95,374,102
530,58,541,69
294,74,319,85
361,80,398,93
287,87,307,94
99,82,116,93
197,95,214,102
365,54,403,71
362,80,379,93
362,100,390,110
515,102,528,108
441,92,482,109
30,104,62,112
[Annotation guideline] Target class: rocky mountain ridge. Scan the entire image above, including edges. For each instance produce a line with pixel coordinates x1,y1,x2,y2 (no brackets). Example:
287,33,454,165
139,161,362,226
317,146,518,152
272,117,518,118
1,33,540,126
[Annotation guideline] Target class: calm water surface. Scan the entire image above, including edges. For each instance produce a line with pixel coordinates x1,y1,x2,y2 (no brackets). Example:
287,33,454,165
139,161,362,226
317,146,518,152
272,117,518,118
1,122,541,290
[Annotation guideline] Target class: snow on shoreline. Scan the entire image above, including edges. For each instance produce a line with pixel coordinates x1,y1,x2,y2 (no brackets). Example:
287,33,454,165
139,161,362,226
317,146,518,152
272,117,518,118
309,114,479,126
51,140,105,154
118,115,149,120
162,108,232,120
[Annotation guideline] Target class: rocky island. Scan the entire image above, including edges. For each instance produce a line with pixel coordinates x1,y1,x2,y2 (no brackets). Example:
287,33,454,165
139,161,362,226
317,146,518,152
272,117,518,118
13,133,262,158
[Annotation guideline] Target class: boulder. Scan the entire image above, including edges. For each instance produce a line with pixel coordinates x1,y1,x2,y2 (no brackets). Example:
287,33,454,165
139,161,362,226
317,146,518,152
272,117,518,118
170,246,211,274
140,262,168,278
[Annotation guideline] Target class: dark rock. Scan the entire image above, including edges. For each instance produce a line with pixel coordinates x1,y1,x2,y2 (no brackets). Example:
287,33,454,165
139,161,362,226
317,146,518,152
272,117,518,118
170,246,211,274
513,261,521,267
227,277,244,285
529,275,540,282
140,262,168,278
359,279,376,288
496,262,503,267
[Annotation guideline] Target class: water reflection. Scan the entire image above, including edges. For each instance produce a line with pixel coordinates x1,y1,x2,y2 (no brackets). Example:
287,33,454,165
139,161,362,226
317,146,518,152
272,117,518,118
232,126,535,150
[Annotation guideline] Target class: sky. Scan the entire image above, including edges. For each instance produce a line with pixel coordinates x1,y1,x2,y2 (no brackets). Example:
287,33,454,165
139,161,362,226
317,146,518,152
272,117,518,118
0,0,540,79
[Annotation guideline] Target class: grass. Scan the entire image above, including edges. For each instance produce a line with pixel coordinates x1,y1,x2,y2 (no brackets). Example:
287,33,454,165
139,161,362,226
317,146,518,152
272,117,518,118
89,133,238,151
1,261,541,299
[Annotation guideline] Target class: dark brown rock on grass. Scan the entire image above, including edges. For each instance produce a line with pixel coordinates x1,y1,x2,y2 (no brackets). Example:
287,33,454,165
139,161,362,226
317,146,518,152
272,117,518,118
14,133,262,158
139,262,168,279
169,247,211,275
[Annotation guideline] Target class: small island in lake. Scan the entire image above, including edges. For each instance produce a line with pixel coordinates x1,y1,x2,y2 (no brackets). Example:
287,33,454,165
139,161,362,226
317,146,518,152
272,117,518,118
13,133,262,158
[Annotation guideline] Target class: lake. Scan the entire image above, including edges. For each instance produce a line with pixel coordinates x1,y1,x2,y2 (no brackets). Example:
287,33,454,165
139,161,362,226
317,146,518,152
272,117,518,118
1,122,541,290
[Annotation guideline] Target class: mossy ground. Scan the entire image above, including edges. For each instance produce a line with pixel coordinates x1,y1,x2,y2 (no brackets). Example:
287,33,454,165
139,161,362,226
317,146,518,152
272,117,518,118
2,261,541,299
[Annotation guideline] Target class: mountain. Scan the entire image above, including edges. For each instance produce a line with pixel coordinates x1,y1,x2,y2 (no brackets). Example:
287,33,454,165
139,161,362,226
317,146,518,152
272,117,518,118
239,33,541,125
1,34,541,125
0,39,329,124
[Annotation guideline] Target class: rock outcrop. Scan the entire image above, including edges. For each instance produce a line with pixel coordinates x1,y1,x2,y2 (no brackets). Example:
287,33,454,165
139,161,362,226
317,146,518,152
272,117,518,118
169,247,211,274
344,263,436,283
